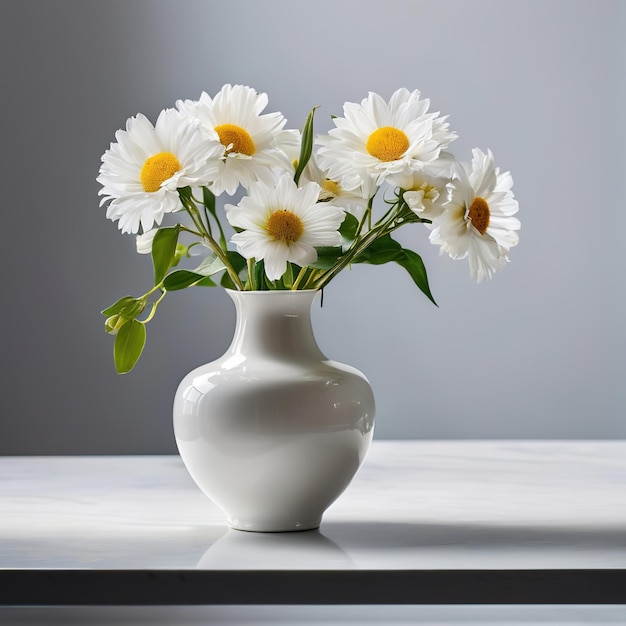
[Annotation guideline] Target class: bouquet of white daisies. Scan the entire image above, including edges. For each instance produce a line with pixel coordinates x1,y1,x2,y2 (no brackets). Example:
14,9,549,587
98,84,520,372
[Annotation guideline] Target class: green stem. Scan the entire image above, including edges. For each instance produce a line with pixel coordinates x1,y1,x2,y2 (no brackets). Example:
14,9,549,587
291,266,309,290
197,187,228,251
377,197,401,226
179,225,204,239
213,211,228,251
183,201,208,238
140,290,167,324
354,195,375,239
183,199,244,290
246,258,256,291
143,283,163,298
202,207,214,238
207,236,244,291
312,202,402,291
303,269,322,290
203,201,230,251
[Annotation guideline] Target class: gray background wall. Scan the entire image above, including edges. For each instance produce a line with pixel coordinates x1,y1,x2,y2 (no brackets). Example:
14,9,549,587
1,0,624,455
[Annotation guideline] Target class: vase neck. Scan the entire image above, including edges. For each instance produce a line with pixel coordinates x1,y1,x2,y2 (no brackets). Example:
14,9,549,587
226,290,325,362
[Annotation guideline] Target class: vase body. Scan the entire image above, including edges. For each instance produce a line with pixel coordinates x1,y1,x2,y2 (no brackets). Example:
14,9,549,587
173,289,375,532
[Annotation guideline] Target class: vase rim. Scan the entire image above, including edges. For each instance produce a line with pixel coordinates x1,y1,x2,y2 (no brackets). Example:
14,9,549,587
224,288,319,295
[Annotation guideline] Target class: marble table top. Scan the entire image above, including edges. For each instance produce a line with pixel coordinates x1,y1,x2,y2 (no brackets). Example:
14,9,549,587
1,441,625,605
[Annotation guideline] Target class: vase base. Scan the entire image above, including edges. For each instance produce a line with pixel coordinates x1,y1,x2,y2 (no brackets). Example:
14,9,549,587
228,517,322,533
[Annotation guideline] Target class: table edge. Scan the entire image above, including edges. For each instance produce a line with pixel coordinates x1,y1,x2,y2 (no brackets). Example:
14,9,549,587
1,569,625,605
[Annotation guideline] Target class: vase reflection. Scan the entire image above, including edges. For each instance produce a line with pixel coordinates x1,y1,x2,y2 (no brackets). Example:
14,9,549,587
197,527,353,570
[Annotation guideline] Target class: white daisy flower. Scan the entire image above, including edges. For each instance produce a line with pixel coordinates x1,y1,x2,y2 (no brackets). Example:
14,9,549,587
177,84,291,196
98,109,222,234
316,88,457,191
430,148,520,282
225,176,345,281
275,128,302,170
395,166,454,224
299,153,370,220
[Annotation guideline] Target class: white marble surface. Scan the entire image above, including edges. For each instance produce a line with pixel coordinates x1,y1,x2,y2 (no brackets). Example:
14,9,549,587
1,441,625,573
0,441,626,603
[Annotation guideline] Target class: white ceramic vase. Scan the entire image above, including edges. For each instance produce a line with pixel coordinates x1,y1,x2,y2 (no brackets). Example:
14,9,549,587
173,289,375,532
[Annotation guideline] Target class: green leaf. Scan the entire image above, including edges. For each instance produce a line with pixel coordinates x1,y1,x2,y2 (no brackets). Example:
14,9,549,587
356,234,403,265
221,271,238,290
101,296,138,317
294,106,318,185
114,319,146,374
101,296,145,319
220,251,248,289
163,270,217,291
195,276,219,287
396,249,438,306
202,187,217,219
338,212,359,241
194,254,227,277
309,246,343,270
350,233,437,305
226,250,247,273
178,186,193,203
283,262,294,288
254,259,267,290
220,274,237,290
151,226,180,285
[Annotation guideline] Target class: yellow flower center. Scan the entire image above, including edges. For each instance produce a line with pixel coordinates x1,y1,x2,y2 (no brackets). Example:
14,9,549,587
321,178,341,196
215,123,256,156
366,126,409,162
467,197,490,235
266,210,304,243
140,152,182,193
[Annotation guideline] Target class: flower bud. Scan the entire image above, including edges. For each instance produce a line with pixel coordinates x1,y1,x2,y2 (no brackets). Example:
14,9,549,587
174,242,190,264
105,314,126,335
